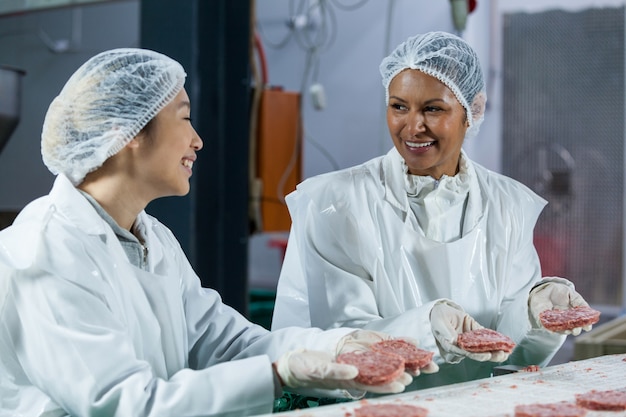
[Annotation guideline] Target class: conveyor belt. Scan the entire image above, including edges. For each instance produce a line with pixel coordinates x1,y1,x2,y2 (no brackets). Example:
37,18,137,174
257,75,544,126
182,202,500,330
263,353,626,417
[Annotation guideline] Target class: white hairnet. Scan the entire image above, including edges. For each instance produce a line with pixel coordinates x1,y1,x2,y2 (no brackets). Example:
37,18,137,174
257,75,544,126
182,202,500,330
41,48,186,185
380,31,486,139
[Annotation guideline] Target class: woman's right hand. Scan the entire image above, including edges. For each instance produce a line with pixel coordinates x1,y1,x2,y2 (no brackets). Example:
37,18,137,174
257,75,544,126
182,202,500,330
430,301,509,363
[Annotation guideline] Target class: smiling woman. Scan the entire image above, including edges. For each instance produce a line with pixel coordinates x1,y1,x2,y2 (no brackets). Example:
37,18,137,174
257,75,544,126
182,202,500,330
386,69,468,178
271,31,593,391
0,47,422,417
119,89,202,205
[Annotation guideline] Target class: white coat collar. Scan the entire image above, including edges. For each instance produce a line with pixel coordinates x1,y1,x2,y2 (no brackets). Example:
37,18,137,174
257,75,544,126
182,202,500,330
0,174,109,269
381,147,482,224
382,147,409,212
0,175,163,270
49,174,165,269
49,174,112,237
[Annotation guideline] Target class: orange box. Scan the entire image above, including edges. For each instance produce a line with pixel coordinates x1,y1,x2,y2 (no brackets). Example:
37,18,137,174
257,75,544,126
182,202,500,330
256,89,302,232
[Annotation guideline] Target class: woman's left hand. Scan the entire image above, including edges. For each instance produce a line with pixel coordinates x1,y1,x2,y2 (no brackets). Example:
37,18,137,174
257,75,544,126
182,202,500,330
528,277,592,335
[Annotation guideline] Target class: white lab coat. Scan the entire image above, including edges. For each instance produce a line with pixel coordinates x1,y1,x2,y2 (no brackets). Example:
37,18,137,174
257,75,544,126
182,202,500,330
0,174,353,417
272,148,565,388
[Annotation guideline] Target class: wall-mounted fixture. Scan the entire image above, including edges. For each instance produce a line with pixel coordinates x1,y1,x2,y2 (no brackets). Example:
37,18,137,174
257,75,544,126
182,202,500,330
450,0,478,32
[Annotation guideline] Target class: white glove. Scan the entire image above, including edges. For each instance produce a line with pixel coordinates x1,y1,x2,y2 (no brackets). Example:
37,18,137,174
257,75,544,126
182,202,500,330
415,361,440,375
274,349,412,394
335,329,389,354
528,277,591,336
336,330,439,376
430,301,510,364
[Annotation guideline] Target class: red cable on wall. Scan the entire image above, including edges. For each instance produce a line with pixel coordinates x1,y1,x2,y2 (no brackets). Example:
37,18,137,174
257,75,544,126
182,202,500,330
254,31,268,86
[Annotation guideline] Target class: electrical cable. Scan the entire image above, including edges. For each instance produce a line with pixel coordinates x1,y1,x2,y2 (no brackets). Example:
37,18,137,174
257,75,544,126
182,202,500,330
275,103,303,206
254,31,269,85
249,26,266,233
292,2,330,52
299,47,317,93
254,0,372,189
305,129,340,171
255,20,294,50
322,2,339,54
328,0,370,12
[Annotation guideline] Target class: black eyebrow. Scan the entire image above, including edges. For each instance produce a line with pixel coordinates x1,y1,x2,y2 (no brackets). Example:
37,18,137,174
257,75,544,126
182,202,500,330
388,96,446,105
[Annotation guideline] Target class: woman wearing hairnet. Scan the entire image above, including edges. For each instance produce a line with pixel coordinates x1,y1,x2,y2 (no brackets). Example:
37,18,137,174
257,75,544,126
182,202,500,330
0,48,430,417
271,32,593,389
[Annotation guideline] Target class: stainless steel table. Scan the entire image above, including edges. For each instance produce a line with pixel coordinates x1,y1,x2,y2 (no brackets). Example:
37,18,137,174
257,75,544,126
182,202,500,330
262,353,626,416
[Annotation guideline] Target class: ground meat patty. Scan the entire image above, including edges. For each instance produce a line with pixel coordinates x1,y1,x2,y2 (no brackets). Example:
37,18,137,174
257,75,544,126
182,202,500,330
371,340,434,373
354,403,429,417
336,350,405,386
521,365,540,372
456,328,516,353
514,401,588,417
575,389,626,411
539,306,601,332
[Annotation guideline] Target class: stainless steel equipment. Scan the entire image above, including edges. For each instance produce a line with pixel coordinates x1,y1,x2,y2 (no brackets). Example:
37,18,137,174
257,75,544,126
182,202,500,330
0,65,26,155
502,7,625,309
262,353,626,417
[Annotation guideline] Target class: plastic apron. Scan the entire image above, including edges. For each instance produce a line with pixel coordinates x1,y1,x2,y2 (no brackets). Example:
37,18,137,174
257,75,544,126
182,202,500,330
395,203,500,388
362,172,496,388
400,206,497,328
272,149,565,389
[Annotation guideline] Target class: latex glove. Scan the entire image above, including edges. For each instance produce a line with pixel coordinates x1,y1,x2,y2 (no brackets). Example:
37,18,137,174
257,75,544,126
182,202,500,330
430,301,510,364
416,360,440,375
274,349,412,394
335,329,388,354
336,330,439,376
529,277,591,336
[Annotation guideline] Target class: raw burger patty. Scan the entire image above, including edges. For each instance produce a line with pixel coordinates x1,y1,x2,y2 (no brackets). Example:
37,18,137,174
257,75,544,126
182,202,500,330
456,328,516,353
521,365,540,372
575,389,626,411
371,340,434,373
539,306,601,332
354,403,428,417
336,350,405,386
514,401,588,417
